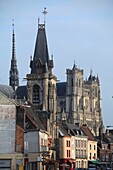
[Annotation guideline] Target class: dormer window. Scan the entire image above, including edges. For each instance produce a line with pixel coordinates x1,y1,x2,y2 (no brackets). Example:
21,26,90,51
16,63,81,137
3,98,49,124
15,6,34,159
32,84,40,104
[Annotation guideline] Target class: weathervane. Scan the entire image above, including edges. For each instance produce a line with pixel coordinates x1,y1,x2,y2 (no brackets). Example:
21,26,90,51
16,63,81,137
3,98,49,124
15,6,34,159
42,7,48,24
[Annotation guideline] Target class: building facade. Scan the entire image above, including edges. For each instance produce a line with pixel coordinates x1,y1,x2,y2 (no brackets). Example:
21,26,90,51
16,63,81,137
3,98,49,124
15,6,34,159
57,67,103,136
8,12,103,137
59,123,88,169
0,92,23,170
81,125,97,165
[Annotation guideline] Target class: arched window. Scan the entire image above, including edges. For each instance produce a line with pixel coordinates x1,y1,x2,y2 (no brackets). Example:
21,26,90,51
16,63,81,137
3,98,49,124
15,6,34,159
32,84,40,104
79,98,83,110
85,99,89,109
79,79,81,87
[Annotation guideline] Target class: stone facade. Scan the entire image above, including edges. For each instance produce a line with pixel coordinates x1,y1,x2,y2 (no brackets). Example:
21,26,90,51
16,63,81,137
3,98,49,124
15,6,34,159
26,23,57,142
57,66,103,136
26,67,57,140
10,19,103,137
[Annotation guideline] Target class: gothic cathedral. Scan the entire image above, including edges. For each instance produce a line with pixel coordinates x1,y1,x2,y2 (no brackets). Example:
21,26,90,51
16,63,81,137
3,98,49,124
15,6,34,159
9,17,103,137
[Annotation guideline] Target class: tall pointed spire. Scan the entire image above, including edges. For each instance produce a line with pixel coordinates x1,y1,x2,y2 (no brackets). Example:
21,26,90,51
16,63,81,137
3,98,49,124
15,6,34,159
9,20,19,91
30,8,54,74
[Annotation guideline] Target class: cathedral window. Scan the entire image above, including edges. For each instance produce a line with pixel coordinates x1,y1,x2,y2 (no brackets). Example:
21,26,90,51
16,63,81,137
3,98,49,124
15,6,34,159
79,79,81,87
32,84,40,104
79,98,83,110
95,101,98,111
85,99,89,109
95,87,97,97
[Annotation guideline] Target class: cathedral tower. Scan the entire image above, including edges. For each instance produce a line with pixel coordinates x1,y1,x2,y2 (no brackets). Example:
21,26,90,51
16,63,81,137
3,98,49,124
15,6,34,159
9,21,19,92
26,16,57,140
66,63,84,124
64,65,103,136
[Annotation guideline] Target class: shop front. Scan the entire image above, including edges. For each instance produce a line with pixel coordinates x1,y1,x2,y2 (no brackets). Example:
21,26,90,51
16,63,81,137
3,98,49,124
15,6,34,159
59,158,75,170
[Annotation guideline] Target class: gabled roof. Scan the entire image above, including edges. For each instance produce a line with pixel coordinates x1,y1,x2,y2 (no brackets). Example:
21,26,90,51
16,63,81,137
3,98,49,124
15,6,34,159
35,110,50,130
25,106,46,131
81,125,95,141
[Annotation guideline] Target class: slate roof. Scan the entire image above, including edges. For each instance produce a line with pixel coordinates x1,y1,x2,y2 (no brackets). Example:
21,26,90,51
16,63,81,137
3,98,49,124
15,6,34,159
102,132,113,143
25,106,46,131
59,125,70,137
0,84,14,98
16,85,27,99
31,24,49,74
35,110,50,130
81,125,95,141
61,122,86,137
56,82,66,97
15,82,67,100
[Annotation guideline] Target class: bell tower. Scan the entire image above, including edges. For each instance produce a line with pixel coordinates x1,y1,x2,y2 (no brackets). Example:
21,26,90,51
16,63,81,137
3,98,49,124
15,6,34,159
26,10,57,141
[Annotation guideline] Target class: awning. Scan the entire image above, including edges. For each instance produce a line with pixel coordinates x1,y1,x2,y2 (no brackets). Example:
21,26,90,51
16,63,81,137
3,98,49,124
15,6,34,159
89,160,101,165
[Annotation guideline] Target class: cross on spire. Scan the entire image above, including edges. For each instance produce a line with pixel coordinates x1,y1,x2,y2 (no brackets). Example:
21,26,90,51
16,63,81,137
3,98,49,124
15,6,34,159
42,7,48,24
12,19,15,32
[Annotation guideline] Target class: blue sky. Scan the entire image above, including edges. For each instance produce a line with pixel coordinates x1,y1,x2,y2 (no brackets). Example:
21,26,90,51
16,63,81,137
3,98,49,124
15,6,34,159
0,0,113,127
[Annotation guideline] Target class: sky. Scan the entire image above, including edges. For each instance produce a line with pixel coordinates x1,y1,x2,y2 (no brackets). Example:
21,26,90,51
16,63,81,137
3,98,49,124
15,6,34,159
0,0,113,128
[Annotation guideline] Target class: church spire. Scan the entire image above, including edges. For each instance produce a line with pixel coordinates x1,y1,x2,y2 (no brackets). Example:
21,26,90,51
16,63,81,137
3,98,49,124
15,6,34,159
30,8,54,74
9,20,19,91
